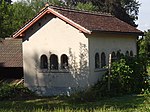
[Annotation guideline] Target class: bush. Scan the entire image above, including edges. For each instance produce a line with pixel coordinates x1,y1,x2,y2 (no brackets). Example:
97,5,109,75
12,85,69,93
0,84,35,100
71,55,150,101
106,55,149,95
110,58,133,94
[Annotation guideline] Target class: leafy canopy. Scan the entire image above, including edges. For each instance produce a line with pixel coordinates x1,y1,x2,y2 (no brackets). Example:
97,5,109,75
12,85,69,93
0,0,13,38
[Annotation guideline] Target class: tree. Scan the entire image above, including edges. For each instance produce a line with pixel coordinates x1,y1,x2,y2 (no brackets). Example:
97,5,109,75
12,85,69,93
0,0,13,38
109,0,140,27
27,0,65,13
65,0,140,26
0,0,12,4
139,30,150,57
76,2,98,11
11,0,36,33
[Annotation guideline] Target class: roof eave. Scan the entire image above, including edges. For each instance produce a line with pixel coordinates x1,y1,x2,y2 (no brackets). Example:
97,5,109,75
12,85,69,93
91,30,144,36
12,7,91,38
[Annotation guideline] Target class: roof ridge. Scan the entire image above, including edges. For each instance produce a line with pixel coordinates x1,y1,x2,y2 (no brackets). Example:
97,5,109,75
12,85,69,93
49,5,112,17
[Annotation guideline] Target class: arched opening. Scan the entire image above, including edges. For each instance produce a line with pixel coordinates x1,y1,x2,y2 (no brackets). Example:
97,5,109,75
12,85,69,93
50,54,58,70
130,51,133,57
61,54,68,69
117,51,121,59
125,51,129,56
101,52,106,68
40,54,48,69
95,53,100,69
111,51,116,62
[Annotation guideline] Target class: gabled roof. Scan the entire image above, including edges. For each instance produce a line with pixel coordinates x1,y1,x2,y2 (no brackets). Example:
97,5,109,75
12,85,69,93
0,39,23,67
13,6,143,38
56,7,143,34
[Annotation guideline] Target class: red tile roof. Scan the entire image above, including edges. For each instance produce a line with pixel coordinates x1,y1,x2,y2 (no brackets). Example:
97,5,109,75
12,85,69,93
13,6,143,38
54,7,143,34
0,39,23,67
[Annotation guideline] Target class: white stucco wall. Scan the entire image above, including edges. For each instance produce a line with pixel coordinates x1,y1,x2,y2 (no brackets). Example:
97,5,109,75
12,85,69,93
22,13,138,96
23,14,89,95
88,32,137,84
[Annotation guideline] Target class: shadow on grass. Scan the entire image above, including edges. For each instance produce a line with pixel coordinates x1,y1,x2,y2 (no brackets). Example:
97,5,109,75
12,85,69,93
0,95,147,111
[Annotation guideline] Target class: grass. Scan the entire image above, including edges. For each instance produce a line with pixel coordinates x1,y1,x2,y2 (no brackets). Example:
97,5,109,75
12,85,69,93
0,94,149,112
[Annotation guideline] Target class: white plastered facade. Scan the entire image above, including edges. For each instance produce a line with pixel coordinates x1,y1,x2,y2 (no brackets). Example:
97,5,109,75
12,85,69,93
22,14,137,96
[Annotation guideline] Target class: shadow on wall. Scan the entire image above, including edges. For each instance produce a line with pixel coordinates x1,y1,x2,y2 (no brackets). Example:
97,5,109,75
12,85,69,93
68,43,89,86
24,43,90,96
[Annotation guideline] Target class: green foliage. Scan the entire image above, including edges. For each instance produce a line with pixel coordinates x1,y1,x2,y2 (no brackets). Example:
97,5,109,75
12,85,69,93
27,0,65,13
109,58,133,94
110,56,149,94
139,30,150,57
67,0,140,26
80,55,149,99
71,55,150,102
76,2,98,11
11,0,36,33
0,0,36,38
0,0,13,38
0,84,35,100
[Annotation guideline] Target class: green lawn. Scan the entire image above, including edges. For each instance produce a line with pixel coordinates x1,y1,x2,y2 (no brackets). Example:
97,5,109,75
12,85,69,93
0,94,149,112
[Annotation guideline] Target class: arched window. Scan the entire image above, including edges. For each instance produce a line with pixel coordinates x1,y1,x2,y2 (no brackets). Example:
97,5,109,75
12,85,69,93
125,51,129,56
61,54,68,69
50,54,58,70
95,53,100,69
117,51,121,59
130,51,133,57
111,51,116,62
40,55,48,69
101,52,106,68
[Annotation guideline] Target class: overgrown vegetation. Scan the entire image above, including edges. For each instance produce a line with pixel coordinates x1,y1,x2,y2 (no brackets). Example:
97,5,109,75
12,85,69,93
110,55,149,94
69,54,149,102
0,84,35,100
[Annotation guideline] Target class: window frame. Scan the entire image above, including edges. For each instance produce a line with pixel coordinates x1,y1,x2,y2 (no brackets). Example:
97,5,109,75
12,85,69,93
95,52,100,69
50,54,59,70
61,54,69,70
40,54,48,69
125,51,129,56
130,50,133,57
101,52,106,68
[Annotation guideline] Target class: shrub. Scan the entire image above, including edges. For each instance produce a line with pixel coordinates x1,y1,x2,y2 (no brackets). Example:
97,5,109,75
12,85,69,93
71,55,150,101
105,55,149,95
110,58,133,94
0,84,35,100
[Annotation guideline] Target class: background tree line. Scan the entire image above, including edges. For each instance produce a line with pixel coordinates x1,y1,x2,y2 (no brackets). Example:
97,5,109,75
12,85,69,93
0,0,140,39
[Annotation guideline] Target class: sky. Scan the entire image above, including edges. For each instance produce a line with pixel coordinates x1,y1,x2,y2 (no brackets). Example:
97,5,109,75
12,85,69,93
12,0,150,31
137,0,150,31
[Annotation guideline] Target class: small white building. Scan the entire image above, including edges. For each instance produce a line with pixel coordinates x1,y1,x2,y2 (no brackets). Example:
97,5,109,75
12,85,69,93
13,6,143,96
